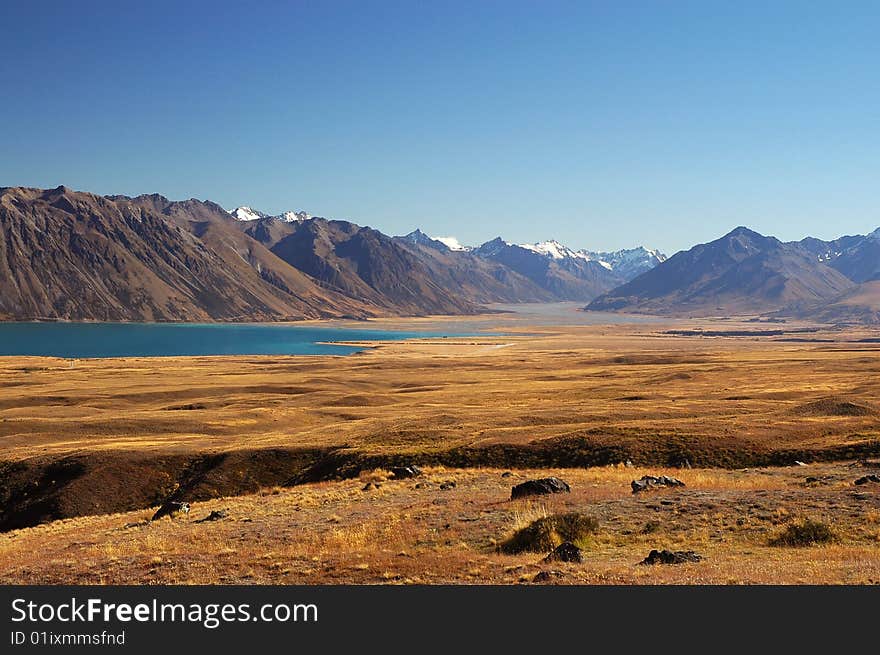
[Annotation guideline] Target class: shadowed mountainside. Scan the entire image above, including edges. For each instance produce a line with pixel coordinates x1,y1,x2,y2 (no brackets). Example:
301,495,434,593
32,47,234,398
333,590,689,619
0,187,377,321
587,227,855,316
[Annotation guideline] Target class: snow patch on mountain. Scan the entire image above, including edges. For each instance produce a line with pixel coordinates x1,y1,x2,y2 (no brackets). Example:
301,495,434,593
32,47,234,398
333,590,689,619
229,206,268,222
518,240,587,261
513,241,666,276
581,246,667,272
435,236,468,251
229,206,311,222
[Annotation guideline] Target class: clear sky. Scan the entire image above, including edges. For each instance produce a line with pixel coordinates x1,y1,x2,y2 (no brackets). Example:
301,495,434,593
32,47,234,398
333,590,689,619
1,1,878,255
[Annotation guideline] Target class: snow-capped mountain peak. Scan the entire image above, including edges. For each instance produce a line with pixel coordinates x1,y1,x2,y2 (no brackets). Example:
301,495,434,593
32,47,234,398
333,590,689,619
229,206,268,222
278,210,312,222
518,239,586,261
229,206,311,223
579,246,668,278
868,227,880,241
435,236,468,251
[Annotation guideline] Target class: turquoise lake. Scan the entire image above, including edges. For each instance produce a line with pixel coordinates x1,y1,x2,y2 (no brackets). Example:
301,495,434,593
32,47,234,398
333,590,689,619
0,322,474,358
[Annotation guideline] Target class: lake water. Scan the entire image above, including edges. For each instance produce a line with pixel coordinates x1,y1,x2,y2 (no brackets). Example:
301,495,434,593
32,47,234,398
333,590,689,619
0,322,472,358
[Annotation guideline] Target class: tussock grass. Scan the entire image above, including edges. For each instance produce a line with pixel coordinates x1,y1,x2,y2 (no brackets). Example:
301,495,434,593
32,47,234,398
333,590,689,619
500,512,599,554
770,519,836,547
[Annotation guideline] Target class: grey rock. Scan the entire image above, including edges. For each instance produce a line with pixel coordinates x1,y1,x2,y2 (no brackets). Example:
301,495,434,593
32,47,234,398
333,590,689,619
631,475,686,494
511,477,571,500
542,541,583,564
532,570,565,583
640,549,702,565
391,465,423,480
195,509,228,523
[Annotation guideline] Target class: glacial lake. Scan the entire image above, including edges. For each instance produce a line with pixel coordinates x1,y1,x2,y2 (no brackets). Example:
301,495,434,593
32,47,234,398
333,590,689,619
0,322,475,358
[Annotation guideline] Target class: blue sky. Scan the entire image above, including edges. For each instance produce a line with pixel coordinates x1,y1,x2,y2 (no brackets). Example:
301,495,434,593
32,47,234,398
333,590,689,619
1,1,878,254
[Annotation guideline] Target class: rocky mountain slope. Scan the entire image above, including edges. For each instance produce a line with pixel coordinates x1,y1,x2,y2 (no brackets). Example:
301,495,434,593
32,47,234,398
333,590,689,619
0,186,373,321
587,227,855,316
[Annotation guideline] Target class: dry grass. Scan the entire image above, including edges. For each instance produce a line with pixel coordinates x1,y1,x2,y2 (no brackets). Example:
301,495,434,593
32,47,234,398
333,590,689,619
1,462,878,585
1,317,880,584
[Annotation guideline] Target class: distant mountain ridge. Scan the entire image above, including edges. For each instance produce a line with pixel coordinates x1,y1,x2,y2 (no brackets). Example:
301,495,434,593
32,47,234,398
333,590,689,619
4,186,878,323
587,226,876,321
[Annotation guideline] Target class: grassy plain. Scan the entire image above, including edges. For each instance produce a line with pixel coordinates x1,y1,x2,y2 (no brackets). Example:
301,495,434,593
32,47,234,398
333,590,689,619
1,308,879,583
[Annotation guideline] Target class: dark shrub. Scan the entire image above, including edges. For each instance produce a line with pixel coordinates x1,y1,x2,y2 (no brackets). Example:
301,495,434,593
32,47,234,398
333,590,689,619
769,519,836,547
500,513,598,554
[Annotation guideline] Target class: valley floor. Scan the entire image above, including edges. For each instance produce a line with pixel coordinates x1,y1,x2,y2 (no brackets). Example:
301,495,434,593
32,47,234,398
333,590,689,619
1,307,880,583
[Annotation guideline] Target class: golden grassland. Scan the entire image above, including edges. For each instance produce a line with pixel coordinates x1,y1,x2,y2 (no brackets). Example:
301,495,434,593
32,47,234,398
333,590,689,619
1,463,878,585
2,320,880,461
1,312,880,583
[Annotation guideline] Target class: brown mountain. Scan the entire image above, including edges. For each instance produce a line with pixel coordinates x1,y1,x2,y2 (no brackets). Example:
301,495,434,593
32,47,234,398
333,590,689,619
393,232,557,304
239,217,482,315
786,280,880,325
587,227,855,316
0,187,375,321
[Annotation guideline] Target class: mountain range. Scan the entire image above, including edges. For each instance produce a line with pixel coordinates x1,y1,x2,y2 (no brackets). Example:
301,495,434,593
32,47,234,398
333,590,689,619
0,186,661,321
2,185,878,323
588,226,880,322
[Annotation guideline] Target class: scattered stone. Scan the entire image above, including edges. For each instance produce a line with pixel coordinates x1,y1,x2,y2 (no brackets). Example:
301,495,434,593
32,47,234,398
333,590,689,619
624,460,634,468
804,476,834,486
532,570,565,583
150,501,190,522
414,482,431,489
542,541,583,564
195,509,228,523
640,549,703,565
854,474,880,485
501,471,513,478
390,465,423,480
511,477,571,500
439,481,456,490
631,475,686,494
794,461,808,467
851,492,872,501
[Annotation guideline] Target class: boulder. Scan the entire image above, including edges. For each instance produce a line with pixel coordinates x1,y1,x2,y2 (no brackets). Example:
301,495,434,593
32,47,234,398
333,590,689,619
854,474,880,485
542,541,583,564
510,477,571,500
631,475,686,494
532,570,565,583
640,549,702,565
439,481,456,490
195,509,228,523
390,465,423,480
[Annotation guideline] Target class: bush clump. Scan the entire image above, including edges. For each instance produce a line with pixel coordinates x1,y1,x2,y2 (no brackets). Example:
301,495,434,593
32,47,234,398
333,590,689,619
769,518,836,547
500,513,599,554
